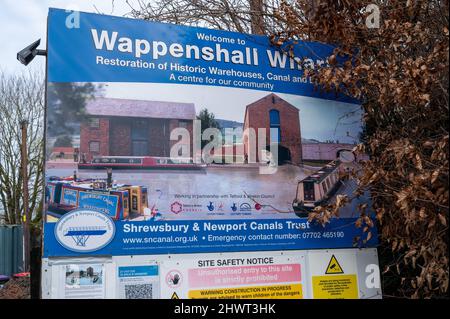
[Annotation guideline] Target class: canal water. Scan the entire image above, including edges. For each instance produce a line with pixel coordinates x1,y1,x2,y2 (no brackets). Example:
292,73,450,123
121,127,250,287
47,164,366,220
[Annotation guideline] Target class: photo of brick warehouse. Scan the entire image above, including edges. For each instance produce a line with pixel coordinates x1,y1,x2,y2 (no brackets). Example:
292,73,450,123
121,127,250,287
78,94,303,166
75,93,354,166
243,93,302,165
79,97,195,162
45,82,364,220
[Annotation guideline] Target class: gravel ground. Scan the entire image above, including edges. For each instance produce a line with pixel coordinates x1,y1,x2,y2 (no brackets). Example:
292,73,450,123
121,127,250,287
0,277,30,299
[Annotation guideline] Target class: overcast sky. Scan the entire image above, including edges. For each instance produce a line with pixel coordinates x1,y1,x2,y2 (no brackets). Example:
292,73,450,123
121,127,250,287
0,0,132,74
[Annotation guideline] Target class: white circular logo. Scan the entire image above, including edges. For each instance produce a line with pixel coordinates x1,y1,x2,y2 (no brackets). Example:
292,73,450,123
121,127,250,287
55,209,115,253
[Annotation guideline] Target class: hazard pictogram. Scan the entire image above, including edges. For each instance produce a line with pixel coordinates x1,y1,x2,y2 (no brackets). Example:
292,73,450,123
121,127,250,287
325,255,344,274
171,292,180,299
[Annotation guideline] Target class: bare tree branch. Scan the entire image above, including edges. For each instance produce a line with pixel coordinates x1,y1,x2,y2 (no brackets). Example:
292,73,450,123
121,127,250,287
0,70,44,226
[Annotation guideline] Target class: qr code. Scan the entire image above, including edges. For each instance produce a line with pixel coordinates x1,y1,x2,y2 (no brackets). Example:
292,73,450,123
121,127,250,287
124,284,153,299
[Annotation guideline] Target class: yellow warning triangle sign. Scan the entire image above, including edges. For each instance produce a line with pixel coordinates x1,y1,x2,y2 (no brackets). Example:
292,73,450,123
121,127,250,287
171,292,180,299
325,255,344,274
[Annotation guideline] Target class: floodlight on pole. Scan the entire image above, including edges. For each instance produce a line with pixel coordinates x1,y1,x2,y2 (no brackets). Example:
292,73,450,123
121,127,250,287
17,39,47,66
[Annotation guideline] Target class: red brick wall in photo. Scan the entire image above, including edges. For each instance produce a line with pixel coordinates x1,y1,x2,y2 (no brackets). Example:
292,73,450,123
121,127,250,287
243,93,302,165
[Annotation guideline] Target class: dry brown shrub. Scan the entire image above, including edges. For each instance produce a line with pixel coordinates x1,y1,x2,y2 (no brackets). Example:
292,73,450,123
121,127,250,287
274,0,449,298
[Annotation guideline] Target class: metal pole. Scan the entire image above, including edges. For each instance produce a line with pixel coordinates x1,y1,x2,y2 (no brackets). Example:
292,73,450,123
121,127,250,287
20,120,30,272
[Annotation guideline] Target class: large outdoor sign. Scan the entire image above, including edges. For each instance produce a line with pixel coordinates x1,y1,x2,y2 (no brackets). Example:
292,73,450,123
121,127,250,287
42,8,380,298
47,9,354,100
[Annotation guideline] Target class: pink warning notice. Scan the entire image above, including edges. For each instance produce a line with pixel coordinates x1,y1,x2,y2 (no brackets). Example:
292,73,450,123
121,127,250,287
188,264,301,288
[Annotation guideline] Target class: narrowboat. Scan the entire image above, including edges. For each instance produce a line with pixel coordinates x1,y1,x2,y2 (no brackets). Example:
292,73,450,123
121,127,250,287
292,160,344,217
78,156,204,170
47,178,149,220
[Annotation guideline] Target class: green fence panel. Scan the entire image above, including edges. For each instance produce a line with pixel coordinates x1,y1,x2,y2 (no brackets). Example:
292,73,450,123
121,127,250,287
0,225,24,276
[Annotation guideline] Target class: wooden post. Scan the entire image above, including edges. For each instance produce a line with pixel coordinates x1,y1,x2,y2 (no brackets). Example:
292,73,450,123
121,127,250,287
20,120,30,272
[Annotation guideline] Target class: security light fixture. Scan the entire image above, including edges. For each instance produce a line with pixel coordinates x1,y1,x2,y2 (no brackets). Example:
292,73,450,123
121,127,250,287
17,39,46,66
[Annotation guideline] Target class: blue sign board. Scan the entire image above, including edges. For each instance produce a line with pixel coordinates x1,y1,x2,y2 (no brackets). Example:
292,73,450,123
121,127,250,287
44,8,374,258
61,188,78,206
77,191,119,218
47,8,354,103
44,218,377,257
118,266,159,277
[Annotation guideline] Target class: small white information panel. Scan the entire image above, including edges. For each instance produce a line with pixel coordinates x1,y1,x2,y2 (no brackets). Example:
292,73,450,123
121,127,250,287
62,263,105,299
117,265,160,299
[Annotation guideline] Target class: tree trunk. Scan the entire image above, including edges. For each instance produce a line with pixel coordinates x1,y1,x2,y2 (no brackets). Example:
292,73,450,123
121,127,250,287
250,0,265,34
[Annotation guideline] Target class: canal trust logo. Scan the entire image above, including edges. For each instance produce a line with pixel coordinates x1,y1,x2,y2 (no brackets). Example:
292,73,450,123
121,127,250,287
55,209,115,252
